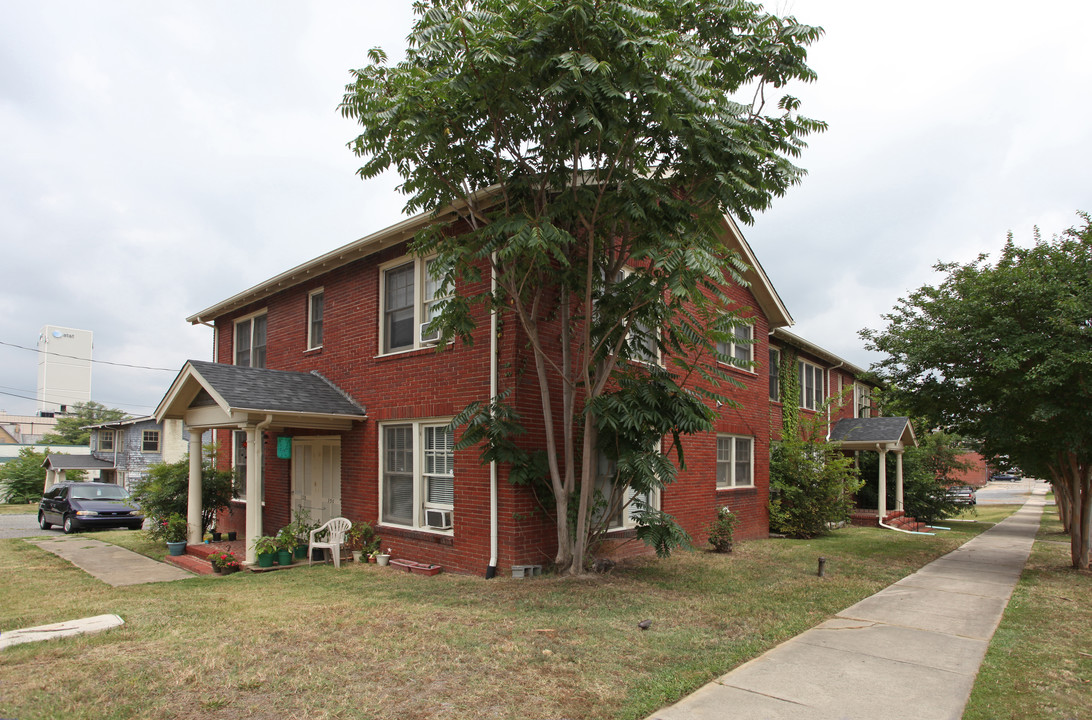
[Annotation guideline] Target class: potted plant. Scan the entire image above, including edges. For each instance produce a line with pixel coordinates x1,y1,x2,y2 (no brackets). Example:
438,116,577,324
375,546,392,566
210,550,242,574
226,531,238,541
252,535,279,568
346,520,376,563
275,526,297,566
163,513,189,556
286,507,317,559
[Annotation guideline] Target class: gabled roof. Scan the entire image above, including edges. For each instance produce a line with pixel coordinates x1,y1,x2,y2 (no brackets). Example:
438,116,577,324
770,328,872,380
154,360,367,431
830,417,917,449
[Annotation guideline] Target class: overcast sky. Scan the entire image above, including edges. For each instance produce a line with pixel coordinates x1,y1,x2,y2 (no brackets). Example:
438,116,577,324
2,1,1089,418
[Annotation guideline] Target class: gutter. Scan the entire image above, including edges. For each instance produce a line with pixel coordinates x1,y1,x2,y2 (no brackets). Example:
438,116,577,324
486,253,499,579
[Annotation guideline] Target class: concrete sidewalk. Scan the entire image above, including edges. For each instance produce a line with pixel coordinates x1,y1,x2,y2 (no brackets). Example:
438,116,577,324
27,536,194,586
648,492,1046,720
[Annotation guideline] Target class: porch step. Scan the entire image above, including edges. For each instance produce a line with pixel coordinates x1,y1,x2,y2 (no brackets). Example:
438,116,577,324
164,552,215,575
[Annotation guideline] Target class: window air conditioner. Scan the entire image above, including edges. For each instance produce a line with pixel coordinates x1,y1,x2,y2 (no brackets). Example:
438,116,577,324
424,508,452,530
420,322,441,344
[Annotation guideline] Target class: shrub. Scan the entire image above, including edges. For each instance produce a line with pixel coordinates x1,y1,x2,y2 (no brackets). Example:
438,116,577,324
0,448,48,503
705,506,738,553
769,434,862,539
162,513,189,543
132,452,235,539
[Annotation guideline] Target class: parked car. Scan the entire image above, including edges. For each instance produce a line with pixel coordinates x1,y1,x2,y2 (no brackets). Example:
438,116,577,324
38,482,144,534
991,473,1021,482
946,485,977,505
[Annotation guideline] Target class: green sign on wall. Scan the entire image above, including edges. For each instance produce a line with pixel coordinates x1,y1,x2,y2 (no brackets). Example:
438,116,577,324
276,436,292,459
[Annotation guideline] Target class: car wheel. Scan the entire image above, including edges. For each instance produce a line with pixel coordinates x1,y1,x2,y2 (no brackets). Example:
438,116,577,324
63,515,78,534
38,512,52,530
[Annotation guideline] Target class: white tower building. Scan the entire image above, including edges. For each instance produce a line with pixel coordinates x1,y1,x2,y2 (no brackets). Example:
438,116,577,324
37,325,93,415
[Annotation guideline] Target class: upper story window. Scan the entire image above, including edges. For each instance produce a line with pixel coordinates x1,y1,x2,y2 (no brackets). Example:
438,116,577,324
380,257,451,354
856,383,873,418
768,348,780,401
798,360,824,411
717,434,754,488
141,430,160,453
234,312,268,368
99,429,115,451
717,323,753,368
308,289,324,350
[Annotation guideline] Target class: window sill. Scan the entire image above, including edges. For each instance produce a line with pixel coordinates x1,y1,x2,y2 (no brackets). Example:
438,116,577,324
304,346,323,355
377,524,455,545
374,342,453,360
717,361,759,377
716,485,757,493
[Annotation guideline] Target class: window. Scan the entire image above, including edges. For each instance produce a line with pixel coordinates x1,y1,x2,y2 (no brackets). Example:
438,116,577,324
99,429,115,452
605,268,659,363
593,449,660,530
717,435,753,488
717,323,753,367
798,360,824,411
234,312,268,368
380,421,454,530
308,289,324,350
232,430,248,500
380,257,451,354
141,430,160,453
856,384,873,418
768,348,780,401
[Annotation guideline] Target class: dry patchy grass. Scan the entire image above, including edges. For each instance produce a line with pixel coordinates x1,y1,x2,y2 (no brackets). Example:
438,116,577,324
1,509,1018,720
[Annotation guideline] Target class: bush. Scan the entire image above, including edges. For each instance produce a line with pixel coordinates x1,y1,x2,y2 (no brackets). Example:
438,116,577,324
769,435,862,539
705,506,738,552
0,448,48,503
132,454,235,540
162,513,189,543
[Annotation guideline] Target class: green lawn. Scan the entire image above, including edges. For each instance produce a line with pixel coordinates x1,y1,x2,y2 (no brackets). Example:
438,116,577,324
963,502,1092,720
1,507,1017,720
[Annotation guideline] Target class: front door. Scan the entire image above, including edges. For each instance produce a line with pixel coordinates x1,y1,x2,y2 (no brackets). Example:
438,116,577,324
291,437,342,525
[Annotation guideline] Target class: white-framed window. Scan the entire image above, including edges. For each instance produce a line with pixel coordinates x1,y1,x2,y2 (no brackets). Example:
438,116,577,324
607,267,659,364
380,420,455,531
141,430,160,453
234,311,268,368
379,256,452,354
308,289,324,350
717,322,753,367
798,360,824,411
717,435,753,488
99,429,115,452
232,429,248,501
768,348,780,401
594,448,661,530
856,383,873,418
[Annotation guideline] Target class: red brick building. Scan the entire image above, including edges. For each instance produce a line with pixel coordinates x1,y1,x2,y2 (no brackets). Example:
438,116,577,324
155,210,883,574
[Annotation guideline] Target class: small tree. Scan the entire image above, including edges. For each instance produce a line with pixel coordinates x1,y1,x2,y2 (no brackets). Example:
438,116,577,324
768,411,862,538
40,402,127,445
1,448,49,503
132,452,235,539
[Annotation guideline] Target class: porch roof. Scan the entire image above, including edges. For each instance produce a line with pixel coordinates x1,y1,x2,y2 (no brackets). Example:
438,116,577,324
154,360,367,431
42,455,115,471
830,416,917,450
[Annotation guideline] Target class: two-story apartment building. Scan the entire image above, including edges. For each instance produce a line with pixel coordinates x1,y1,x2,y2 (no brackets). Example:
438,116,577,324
154,208,898,572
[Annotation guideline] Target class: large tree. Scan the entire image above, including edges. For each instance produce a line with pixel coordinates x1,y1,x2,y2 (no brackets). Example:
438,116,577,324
862,215,1092,569
342,0,824,574
40,401,127,446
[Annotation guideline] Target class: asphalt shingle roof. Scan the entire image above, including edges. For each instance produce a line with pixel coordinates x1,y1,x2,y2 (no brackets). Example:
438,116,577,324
829,417,913,445
43,455,116,470
186,360,366,417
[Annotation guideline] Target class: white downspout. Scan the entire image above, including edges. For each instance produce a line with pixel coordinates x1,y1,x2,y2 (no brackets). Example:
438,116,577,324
487,253,499,578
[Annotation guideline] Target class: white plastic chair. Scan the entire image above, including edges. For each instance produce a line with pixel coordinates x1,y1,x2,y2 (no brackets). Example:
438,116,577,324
308,517,353,568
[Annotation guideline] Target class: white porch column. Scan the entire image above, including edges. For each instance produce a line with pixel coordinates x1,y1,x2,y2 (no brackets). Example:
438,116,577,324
895,450,905,512
244,425,263,565
43,469,55,493
187,431,204,545
877,447,888,520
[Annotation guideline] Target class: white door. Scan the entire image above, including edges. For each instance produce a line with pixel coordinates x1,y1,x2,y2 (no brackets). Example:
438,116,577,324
291,437,342,524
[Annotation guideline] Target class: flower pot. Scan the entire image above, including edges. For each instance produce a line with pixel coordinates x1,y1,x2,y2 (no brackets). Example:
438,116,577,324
257,552,275,568
352,550,363,563
276,550,293,566
226,531,237,541
212,565,222,574
368,555,376,563
377,554,390,566
221,566,239,575
166,541,187,557
212,532,222,542
294,545,308,560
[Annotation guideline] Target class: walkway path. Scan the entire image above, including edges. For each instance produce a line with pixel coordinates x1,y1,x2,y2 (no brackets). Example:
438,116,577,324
648,491,1046,720
27,536,194,586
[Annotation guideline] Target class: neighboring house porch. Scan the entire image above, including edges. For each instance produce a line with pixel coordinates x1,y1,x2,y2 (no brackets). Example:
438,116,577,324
830,416,918,525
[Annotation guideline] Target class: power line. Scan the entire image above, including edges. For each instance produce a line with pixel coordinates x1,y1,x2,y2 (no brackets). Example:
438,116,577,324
0,340,177,371
0,389,156,412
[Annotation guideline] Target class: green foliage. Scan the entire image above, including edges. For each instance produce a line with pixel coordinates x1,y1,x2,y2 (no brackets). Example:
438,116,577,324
276,525,299,553
856,431,971,526
778,347,800,438
346,520,377,552
132,454,235,539
40,402,127,445
342,0,824,573
769,413,862,538
0,447,48,503
705,506,738,553
162,513,188,543
251,535,279,556
862,213,1092,567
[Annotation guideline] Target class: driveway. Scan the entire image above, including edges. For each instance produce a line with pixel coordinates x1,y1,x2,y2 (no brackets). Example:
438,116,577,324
0,510,47,539
975,478,1048,505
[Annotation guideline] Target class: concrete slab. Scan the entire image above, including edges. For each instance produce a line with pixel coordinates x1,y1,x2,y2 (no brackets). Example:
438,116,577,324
649,680,829,720
1,614,124,649
802,620,989,675
838,584,1008,639
894,571,1016,599
27,537,194,586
